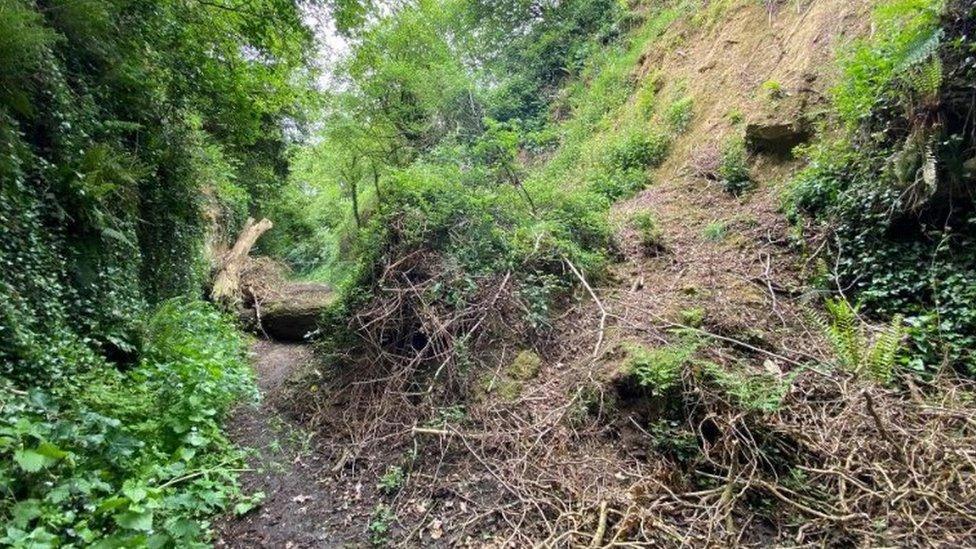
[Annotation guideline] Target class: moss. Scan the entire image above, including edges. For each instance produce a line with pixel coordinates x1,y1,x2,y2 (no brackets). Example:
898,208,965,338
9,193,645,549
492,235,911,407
679,307,706,328
508,350,542,381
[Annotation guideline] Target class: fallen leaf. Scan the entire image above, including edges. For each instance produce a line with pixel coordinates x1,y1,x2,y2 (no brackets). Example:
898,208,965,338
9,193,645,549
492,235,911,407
428,518,444,540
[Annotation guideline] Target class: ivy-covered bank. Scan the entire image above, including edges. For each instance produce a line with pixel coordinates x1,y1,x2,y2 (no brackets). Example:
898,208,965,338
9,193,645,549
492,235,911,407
788,0,976,375
0,0,315,544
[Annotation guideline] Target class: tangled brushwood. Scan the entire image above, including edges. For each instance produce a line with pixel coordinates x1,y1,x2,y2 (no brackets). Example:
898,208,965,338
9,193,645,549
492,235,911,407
273,0,976,545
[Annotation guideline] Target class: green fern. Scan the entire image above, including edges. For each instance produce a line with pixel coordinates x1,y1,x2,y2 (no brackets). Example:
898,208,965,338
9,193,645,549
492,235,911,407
822,298,863,369
816,299,905,382
893,27,944,74
866,314,905,382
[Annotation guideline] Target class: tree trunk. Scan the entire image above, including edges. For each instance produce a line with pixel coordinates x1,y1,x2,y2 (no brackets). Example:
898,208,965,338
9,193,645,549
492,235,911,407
350,180,361,228
211,217,273,307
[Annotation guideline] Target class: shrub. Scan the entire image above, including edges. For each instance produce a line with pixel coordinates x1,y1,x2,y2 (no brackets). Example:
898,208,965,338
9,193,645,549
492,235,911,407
679,307,706,328
608,131,671,172
590,168,648,201
726,107,744,125
832,0,944,128
718,137,752,195
0,300,255,546
626,339,699,395
665,95,695,133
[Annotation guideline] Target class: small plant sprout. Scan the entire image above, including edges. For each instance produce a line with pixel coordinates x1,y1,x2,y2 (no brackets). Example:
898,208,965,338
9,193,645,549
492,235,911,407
726,107,744,125
761,79,785,100
679,307,706,328
703,221,727,242
368,504,395,545
378,465,406,494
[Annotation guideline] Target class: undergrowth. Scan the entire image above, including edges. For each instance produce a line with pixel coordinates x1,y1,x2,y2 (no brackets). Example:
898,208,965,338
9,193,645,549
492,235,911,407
788,0,975,375
0,300,256,547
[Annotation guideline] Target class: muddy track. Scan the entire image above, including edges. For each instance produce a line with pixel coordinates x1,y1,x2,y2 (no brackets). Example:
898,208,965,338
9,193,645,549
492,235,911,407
215,341,366,548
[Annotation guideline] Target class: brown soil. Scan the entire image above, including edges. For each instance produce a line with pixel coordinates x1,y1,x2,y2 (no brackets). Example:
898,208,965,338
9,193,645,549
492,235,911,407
214,340,384,548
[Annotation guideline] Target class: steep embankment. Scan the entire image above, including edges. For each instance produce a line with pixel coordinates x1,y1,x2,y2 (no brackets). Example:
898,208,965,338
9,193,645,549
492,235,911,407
220,1,976,547
613,0,873,365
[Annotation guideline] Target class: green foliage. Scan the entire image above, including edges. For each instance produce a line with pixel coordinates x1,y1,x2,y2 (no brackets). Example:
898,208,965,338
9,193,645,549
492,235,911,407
833,0,945,127
626,338,700,395
679,307,706,328
0,2,311,543
368,504,395,545
636,72,663,119
609,131,671,172
508,350,543,381
647,420,700,462
718,137,752,196
815,299,905,382
1,0,314,376
760,79,785,100
665,95,695,133
460,0,628,124
0,300,255,546
788,0,976,375
703,222,727,242
726,107,745,126
630,212,666,253
377,466,405,495
702,362,793,413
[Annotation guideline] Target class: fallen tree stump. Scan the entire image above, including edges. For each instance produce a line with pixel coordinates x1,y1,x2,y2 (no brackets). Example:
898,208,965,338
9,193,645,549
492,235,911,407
212,217,273,307
210,219,334,341
254,283,335,341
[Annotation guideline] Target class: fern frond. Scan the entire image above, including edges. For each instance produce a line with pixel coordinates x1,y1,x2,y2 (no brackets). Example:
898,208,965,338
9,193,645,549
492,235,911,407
825,298,864,370
894,27,944,74
867,314,905,383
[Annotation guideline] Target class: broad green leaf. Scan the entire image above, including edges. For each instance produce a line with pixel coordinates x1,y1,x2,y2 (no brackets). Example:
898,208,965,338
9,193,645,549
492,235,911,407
11,499,42,528
115,509,154,532
14,449,47,472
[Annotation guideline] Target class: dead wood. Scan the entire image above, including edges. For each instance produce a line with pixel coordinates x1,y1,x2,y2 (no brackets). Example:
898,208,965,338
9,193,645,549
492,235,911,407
211,217,273,307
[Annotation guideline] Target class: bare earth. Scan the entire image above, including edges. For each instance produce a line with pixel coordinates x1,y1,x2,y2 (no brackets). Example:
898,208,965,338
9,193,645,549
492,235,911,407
215,341,377,548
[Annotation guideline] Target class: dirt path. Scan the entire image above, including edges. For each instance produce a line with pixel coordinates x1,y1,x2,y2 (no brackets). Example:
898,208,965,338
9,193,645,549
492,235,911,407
215,340,370,548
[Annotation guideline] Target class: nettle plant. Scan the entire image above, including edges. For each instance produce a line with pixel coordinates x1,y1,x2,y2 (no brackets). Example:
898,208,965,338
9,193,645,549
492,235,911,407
0,301,256,546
